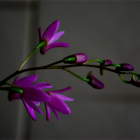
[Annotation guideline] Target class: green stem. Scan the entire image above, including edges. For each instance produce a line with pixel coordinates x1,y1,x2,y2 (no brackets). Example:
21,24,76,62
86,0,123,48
0,63,135,87
119,74,131,84
64,68,90,82
105,64,121,67
5,82,22,88
0,87,23,94
18,41,46,71
83,59,103,64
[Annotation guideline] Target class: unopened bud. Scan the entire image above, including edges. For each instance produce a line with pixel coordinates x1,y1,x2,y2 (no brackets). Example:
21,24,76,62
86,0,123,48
103,59,112,65
116,63,134,71
63,53,87,64
100,59,112,75
131,74,140,87
87,71,104,89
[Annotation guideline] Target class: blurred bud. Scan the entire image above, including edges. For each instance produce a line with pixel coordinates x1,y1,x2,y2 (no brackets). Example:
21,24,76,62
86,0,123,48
131,75,140,87
63,53,87,64
116,63,134,71
131,80,140,87
103,59,113,65
87,71,104,89
100,59,113,75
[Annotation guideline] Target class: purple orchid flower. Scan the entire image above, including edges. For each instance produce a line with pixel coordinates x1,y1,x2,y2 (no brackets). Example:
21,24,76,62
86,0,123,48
39,20,69,54
8,75,52,121
44,86,74,121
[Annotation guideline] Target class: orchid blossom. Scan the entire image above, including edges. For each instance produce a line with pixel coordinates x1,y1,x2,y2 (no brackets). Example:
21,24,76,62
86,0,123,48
8,75,52,121
39,20,69,54
44,86,74,121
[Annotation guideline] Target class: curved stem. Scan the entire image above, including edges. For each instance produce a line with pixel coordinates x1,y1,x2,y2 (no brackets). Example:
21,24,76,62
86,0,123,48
18,41,46,71
83,59,103,64
64,68,90,82
0,63,134,86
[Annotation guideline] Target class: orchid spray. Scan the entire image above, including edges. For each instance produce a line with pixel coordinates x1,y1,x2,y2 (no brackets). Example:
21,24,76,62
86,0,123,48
0,20,139,121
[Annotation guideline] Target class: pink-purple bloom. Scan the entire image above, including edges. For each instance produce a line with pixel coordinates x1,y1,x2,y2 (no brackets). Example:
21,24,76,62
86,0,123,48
44,87,74,121
39,20,69,54
8,75,52,121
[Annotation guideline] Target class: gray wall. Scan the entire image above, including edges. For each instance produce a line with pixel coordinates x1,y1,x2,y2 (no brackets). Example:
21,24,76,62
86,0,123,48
0,1,140,139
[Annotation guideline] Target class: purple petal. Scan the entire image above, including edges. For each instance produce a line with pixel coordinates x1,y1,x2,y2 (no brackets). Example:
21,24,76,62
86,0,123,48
8,92,20,101
21,87,51,102
42,20,59,42
48,94,71,114
30,82,53,90
24,99,43,114
56,94,74,101
49,105,60,120
103,59,112,65
38,27,42,42
49,86,71,94
13,77,18,85
22,98,36,121
49,31,65,44
34,101,40,106
87,71,104,89
15,75,38,87
44,42,69,53
45,102,50,121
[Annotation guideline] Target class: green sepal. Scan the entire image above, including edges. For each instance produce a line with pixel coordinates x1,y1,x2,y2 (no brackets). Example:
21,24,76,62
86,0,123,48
63,56,76,63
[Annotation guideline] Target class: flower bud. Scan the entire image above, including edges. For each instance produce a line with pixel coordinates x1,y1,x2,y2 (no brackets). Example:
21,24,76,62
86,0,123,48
63,53,87,64
131,80,140,87
87,71,104,89
131,75,140,87
100,59,112,75
116,63,134,71
103,59,112,65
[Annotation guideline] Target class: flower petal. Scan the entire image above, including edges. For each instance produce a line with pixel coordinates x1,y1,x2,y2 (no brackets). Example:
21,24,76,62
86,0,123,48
44,42,69,53
34,102,40,106
42,20,59,42
49,86,71,94
24,99,43,114
56,94,74,101
48,94,71,114
49,105,60,120
22,98,36,121
49,31,65,44
44,102,50,121
38,27,42,42
30,82,53,90
8,92,20,101
15,75,38,87
21,87,51,102
13,77,18,85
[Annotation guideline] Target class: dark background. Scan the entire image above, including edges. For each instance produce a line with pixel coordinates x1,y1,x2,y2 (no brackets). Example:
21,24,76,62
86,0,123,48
0,1,140,139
